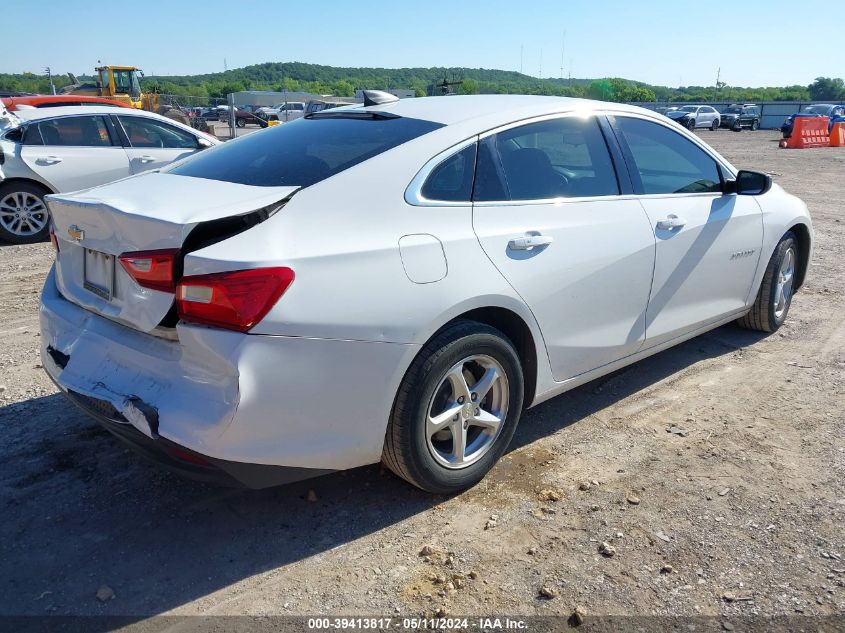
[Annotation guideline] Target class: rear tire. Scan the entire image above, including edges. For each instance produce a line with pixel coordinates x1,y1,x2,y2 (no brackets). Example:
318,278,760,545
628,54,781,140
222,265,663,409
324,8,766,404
711,118,719,131
382,320,524,494
0,181,51,244
160,108,190,126
737,233,797,333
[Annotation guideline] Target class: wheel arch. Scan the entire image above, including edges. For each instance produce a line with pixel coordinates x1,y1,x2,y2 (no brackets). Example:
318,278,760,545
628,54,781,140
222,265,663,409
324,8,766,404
0,177,55,196
788,222,811,290
439,306,540,409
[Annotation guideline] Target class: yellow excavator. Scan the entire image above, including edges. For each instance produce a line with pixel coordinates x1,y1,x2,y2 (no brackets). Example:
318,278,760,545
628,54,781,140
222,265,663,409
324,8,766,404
62,65,197,128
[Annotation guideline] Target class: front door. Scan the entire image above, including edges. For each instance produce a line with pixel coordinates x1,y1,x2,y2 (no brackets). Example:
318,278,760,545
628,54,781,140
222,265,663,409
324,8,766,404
471,114,656,381
114,114,201,174
611,115,763,346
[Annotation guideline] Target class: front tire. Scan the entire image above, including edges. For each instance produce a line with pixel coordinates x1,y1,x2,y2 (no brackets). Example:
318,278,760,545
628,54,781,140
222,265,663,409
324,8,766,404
732,119,742,132
236,118,246,128
737,233,797,332
382,320,524,494
751,119,760,131
0,181,51,244
687,118,697,131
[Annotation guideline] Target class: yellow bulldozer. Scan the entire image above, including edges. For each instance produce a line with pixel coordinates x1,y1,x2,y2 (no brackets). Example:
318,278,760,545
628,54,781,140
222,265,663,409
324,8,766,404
62,65,201,129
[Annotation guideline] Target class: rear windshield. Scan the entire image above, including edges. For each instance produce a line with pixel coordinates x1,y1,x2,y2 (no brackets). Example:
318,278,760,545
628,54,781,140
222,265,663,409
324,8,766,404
169,115,443,187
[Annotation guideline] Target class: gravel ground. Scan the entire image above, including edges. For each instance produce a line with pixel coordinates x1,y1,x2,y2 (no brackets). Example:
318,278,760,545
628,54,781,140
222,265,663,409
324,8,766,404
0,131,843,627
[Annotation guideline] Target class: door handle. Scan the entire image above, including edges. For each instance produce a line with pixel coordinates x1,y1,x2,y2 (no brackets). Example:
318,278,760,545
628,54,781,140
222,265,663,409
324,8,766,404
508,234,554,250
137,156,156,163
36,156,62,165
656,215,686,230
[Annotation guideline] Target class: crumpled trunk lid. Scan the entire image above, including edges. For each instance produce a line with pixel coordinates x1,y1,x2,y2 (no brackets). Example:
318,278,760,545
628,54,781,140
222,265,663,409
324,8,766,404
48,172,297,333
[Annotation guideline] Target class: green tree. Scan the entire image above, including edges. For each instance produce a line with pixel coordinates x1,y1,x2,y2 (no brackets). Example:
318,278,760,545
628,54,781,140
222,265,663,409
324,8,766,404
808,77,845,101
458,78,478,95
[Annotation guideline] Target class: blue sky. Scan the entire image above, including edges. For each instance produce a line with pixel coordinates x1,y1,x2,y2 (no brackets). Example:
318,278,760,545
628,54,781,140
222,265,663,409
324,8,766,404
2,0,833,87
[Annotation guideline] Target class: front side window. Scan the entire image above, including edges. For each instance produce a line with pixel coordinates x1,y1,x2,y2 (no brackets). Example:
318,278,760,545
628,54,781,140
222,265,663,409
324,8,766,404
475,116,619,201
615,116,721,194
118,116,197,149
36,116,112,147
169,114,443,187
421,144,477,202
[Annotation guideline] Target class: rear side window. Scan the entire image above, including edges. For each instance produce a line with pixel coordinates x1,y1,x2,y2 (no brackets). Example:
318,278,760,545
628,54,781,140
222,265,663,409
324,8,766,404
36,115,112,147
169,115,444,187
421,144,477,202
475,116,619,201
615,117,721,194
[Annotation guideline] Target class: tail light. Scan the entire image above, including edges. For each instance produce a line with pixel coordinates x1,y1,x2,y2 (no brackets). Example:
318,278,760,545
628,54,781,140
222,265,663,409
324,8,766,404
119,249,180,293
176,267,294,332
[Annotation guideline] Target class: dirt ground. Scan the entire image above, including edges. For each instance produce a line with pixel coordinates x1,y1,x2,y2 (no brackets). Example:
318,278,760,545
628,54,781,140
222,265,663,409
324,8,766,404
0,131,843,628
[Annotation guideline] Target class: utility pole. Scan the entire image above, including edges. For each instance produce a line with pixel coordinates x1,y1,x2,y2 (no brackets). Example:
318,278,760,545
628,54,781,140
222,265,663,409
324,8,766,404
560,31,566,79
45,67,55,95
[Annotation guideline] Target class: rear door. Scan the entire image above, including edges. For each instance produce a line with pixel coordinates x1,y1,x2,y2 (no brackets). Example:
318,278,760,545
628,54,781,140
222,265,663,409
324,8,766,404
611,115,763,346
19,114,130,192
114,114,202,174
471,114,656,381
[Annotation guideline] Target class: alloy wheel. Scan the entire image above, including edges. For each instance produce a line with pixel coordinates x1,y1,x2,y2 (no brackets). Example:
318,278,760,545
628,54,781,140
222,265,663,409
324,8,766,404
0,192,48,238
426,354,509,469
774,247,795,320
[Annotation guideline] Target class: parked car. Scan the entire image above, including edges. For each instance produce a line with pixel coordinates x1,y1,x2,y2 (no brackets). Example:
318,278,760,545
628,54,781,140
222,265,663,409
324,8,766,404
0,104,219,243
720,104,760,130
781,103,845,138
664,105,721,130
257,101,306,123
200,105,230,121
231,108,269,128
2,94,131,112
40,94,812,493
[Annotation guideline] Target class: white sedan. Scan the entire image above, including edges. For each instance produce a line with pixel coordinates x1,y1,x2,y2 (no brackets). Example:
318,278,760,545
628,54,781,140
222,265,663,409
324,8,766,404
40,94,812,492
0,105,218,243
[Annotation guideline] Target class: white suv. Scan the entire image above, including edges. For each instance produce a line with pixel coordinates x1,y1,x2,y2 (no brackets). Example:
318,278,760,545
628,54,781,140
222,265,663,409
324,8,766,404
258,101,306,123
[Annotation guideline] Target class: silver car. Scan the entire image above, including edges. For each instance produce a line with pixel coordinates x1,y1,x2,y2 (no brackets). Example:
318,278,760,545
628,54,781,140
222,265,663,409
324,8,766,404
665,105,721,131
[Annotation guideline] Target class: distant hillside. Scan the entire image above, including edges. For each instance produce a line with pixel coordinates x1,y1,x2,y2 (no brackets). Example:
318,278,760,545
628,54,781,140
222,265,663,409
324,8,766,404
0,61,818,104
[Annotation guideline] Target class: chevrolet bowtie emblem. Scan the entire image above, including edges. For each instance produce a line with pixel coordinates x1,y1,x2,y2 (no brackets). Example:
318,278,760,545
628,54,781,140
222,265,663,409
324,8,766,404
67,225,84,241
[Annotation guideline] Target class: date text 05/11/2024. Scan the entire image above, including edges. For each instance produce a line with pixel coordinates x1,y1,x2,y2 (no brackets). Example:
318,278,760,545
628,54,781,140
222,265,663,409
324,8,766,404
307,617,528,630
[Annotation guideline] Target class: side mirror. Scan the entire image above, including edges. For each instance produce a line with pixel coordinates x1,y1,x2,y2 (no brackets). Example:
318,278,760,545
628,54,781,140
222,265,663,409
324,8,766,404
196,136,213,150
725,170,772,196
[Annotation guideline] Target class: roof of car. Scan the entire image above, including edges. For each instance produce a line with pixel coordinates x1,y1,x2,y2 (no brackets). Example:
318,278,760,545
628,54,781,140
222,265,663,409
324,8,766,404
11,105,173,122
1,95,131,110
341,95,652,127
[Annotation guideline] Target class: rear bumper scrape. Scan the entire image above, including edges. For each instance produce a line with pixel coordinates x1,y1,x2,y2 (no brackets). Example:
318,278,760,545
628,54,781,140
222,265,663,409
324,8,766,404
40,266,241,446
59,385,332,488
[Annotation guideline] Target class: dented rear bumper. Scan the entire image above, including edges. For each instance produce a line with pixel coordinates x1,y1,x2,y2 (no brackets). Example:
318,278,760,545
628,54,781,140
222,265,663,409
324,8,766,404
39,265,417,486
